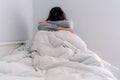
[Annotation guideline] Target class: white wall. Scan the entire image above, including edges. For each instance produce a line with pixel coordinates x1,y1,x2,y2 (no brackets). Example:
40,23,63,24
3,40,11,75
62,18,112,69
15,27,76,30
0,0,33,42
33,0,120,68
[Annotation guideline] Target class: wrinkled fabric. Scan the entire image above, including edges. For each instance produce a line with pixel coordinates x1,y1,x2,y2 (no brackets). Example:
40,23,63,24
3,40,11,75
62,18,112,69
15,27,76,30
0,30,119,80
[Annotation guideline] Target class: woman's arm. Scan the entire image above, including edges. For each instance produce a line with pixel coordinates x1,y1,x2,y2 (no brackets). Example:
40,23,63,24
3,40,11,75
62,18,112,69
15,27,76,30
38,20,75,33
39,20,47,23
47,20,74,29
38,19,59,31
56,26,75,33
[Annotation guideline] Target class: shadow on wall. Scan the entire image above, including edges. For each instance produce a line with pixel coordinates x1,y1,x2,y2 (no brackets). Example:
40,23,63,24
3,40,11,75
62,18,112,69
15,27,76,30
0,0,33,42
12,11,29,41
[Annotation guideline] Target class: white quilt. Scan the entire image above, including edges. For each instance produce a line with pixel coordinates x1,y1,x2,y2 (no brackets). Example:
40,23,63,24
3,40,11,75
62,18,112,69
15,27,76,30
0,30,119,80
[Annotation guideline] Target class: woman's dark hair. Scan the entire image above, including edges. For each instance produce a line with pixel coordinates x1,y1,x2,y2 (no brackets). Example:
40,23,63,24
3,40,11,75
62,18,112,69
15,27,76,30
47,7,67,21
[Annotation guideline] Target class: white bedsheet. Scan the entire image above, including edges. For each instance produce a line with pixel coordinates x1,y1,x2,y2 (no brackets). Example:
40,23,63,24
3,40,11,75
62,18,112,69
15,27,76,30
0,30,119,80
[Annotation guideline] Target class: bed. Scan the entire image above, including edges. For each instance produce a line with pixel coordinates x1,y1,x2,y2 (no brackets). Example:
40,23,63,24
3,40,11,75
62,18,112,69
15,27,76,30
0,30,119,80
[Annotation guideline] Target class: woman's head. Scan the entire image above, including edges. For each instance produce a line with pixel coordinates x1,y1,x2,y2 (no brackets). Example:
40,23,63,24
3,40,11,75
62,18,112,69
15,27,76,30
47,7,67,21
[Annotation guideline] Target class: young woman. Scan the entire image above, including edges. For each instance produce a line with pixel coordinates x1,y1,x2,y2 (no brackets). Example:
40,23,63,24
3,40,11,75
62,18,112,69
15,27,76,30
38,7,75,33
